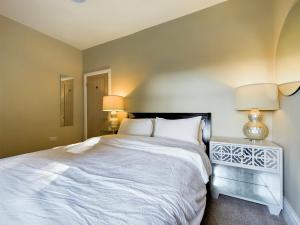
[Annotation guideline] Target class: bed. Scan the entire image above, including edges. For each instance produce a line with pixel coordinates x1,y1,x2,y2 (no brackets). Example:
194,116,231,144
0,113,212,225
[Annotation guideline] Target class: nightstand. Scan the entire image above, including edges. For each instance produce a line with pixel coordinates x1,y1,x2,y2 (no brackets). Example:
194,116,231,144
99,129,116,136
209,137,283,215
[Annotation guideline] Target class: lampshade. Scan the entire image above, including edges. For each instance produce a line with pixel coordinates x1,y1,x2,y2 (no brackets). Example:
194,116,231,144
235,83,279,110
103,95,124,111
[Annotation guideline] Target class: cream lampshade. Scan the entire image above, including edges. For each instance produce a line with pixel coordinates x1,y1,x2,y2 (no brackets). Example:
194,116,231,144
235,83,279,140
103,95,124,133
103,95,124,112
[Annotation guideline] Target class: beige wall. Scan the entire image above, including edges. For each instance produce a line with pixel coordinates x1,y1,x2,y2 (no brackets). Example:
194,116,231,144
83,0,276,138
273,1,300,217
272,0,297,78
0,16,83,158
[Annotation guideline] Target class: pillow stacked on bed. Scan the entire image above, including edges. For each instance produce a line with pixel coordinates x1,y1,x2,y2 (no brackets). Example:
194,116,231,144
118,116,205,144
118,118,153,136
154,116,203,144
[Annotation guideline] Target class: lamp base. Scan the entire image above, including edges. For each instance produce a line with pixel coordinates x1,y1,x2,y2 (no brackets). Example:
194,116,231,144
108,111,119,133
243,109,269,140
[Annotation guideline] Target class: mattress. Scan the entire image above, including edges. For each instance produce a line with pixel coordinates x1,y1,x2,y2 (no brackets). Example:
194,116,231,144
0,135,211,225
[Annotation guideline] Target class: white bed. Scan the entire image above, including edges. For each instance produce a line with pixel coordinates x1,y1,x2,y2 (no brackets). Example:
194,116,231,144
0,134,211,225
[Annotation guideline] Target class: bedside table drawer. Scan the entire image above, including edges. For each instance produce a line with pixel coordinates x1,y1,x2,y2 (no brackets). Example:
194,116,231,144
209,137,283,215
211,143,280,172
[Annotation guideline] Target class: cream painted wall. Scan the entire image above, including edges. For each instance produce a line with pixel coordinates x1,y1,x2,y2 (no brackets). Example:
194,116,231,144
83,0,276,138
273,1,300,217
0,15,83,158
272,0,297,78
275,1,300,84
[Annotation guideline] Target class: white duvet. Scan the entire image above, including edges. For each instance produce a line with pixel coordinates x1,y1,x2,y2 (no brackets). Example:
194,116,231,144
0,135,211,225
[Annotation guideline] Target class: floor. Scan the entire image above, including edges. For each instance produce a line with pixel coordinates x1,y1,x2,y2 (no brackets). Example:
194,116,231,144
201,195,286,225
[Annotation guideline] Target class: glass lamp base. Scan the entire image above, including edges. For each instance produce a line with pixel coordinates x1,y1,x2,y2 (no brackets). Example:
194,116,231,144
243,109,269,140
108,111,119,134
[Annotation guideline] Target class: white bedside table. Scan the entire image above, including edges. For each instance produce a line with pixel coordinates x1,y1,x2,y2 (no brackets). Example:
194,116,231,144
209,137,283,215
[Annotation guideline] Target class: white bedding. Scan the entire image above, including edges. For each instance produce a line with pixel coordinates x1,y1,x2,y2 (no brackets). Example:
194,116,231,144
0,135,211,225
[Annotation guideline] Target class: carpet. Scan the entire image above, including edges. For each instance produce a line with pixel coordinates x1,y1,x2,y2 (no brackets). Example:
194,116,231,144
201,195,286,225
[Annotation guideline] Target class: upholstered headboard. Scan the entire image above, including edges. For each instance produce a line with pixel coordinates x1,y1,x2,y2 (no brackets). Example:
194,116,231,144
128,112,212,151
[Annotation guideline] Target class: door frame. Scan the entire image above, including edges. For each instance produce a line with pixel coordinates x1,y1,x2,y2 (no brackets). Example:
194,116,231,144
83,69,111,139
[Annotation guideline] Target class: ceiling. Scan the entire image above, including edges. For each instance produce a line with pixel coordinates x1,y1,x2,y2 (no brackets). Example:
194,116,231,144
0,0,226,50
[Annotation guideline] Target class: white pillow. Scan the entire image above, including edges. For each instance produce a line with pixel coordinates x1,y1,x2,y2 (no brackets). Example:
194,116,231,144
199,120,206,144
118,118,153,136
154,116,203,144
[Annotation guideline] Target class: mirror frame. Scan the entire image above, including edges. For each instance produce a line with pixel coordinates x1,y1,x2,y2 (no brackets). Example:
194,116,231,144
60,74,74,126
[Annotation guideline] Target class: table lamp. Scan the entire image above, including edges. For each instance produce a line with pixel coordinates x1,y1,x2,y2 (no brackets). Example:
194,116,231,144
235,83,279,140
103,95,124,133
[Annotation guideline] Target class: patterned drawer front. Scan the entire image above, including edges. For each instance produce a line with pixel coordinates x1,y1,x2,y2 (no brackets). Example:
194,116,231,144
265,149,279,170
212,144,222,161
211,143,280,172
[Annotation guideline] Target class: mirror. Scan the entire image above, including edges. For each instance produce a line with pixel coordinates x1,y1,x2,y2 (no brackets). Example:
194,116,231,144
60,75,74,126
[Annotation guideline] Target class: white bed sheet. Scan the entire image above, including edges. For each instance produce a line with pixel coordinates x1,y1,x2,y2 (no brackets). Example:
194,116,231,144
0,135,211,225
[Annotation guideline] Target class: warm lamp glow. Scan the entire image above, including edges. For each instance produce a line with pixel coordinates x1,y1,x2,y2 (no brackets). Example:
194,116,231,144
103,95,124,111
235,83,279,140
103,95,124,133
235,83,279,111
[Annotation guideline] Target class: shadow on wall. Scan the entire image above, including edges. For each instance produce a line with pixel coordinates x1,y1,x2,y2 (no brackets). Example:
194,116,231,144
83,0,277,137
125,68,232,112
84,0,276,94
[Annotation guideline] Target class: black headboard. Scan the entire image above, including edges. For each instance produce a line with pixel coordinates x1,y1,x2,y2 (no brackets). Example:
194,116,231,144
128,112,212,150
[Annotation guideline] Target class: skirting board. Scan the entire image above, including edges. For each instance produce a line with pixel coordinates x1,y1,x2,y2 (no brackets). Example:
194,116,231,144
284,198,300,225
